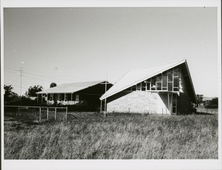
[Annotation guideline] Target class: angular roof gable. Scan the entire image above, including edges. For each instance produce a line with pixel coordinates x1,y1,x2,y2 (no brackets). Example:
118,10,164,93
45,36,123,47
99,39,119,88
37,81,108,94
100,59,196,103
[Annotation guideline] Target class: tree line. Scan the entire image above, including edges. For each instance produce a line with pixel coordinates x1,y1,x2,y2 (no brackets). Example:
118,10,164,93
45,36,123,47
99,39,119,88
196,94,218,108
4,82,57,105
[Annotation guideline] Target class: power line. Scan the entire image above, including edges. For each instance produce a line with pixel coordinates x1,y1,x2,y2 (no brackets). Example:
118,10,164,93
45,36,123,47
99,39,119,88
4,64,80,81
5,66,76,82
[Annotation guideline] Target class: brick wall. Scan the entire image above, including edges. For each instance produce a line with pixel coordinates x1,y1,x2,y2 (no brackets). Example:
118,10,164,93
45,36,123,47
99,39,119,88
107,91,171,114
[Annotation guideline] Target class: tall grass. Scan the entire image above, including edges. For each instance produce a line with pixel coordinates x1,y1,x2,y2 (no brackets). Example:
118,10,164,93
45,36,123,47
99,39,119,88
4,113,218,159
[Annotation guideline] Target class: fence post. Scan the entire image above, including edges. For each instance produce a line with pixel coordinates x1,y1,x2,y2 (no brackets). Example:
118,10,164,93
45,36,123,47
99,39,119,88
66,107,68,122
47,107,49,120
39,107,41,122
55,107,57,120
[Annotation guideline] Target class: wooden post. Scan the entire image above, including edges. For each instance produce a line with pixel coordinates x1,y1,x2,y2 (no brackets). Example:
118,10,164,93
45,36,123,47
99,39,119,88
47,107,49,120
37,94,39,103
39,107,41,122
66,107,68,122
100,100,102,113
55,107,57,120
167,93,170,114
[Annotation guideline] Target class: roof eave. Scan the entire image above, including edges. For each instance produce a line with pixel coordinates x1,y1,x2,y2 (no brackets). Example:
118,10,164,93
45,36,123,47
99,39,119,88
100,59,187,100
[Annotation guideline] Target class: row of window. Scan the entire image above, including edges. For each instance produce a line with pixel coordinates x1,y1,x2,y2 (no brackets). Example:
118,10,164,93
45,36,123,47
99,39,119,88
126,67,181,92
47,94,79,101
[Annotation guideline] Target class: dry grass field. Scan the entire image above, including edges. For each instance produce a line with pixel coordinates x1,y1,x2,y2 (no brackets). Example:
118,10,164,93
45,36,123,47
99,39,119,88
4,112,218,159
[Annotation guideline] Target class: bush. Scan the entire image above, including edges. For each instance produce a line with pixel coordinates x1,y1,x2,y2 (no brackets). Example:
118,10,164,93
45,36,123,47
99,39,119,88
204,98,218,108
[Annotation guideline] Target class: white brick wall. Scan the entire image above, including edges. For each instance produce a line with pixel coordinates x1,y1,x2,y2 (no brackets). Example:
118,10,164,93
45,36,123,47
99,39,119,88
107,91,171,114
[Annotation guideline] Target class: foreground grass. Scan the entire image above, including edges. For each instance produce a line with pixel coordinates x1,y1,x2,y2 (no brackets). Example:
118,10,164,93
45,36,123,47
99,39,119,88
4,113,218,159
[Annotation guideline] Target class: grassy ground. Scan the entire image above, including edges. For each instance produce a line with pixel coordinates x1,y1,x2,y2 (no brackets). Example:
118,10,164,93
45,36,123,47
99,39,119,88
4,112,218,159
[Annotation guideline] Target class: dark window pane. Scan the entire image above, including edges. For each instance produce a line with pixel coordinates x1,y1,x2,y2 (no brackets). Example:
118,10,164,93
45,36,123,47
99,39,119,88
147,83,150,90
142,82,146,91
174,67,179,76
168,70,173,81
174,77,179,87
157,82,161,90
132,85,136,91
67,94,71,100
136,83,141,91
174,77,179,91
151,77,156,90
163,75,167,87
156,74,161,81
168,83,172,91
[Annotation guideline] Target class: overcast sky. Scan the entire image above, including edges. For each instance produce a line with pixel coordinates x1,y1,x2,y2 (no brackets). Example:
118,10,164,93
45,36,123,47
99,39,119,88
4,7,219,97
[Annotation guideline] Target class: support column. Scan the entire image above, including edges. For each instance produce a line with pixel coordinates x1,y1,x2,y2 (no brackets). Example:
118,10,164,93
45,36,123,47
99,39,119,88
100,100,102,113
41,94,43,103
167,92,170,114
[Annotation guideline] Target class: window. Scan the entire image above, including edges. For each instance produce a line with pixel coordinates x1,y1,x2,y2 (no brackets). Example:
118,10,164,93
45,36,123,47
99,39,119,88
142,82,146,91
156,74,162,90
136,83,141,91
157,82,161,90
173,77,179,91
162,72,167,90
167,70,173,81
132,85,136,91
151,77,156,90
174,67,179,77
66,94,71,100
168,82,172,91
147,82,150,90
75,94,79,101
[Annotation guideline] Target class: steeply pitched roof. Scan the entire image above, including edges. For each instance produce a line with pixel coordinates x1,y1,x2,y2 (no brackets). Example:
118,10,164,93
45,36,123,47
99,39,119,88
100,59,196,103
37,81,108,94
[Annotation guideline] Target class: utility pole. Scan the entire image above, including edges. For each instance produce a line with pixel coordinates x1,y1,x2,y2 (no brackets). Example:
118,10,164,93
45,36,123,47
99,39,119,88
20,67,23,96
104,71,107,113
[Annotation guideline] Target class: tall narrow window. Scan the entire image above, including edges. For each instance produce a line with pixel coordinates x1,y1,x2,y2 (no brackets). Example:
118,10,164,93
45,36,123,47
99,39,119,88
142,82,146,91
162,72,167,90
168,82,172,91
167,70,173,81
147,82,150,90
151,77,156,90
173,77,179,91
156,74,162,90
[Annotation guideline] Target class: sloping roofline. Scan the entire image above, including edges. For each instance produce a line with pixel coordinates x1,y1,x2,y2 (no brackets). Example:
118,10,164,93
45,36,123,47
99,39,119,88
100,59,197,103
36,80,110,94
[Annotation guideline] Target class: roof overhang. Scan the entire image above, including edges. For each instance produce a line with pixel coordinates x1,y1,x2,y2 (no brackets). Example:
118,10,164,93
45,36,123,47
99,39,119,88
36,81,111,95
100,59,197,103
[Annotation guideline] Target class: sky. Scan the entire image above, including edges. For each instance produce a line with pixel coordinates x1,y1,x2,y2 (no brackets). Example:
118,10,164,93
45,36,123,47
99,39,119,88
3,7,219,97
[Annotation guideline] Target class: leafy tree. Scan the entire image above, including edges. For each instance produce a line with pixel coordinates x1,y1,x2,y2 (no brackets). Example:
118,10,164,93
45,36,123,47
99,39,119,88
4,85,18,104
25,85,43,97
50,82,57,88
196,94,203,106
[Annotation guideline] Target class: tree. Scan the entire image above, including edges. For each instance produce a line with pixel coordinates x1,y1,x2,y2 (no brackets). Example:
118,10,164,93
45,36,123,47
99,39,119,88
205,97,218,108
196,94,203,106
50,82,57,88
4,85,18,104
25,85,43,97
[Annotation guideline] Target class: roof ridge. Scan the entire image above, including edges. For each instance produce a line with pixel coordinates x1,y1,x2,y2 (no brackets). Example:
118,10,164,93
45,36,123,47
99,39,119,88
127,58,186,73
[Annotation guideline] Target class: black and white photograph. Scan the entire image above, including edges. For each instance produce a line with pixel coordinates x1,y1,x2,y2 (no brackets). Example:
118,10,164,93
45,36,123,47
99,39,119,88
1,0,221,170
